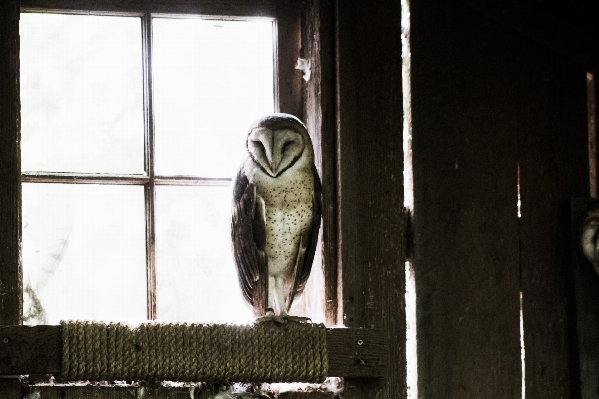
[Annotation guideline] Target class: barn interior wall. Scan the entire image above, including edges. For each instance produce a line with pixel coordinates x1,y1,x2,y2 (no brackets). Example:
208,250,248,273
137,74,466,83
410,0,589,398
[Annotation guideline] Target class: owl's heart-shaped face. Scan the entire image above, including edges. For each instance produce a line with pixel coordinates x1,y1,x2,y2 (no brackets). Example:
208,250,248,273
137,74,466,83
247,127,305,178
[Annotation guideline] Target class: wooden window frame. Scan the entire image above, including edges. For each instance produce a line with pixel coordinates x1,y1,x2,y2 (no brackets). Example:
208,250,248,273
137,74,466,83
0,0,405,398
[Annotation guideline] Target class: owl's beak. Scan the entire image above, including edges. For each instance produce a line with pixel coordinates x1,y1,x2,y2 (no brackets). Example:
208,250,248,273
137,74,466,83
259,132,279,177
269,148,282,176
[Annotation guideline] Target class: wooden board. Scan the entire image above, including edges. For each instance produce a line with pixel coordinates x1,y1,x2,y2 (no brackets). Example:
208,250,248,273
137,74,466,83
569,198,599,399
301,0,339,328
517,46,588,399
21,385,337,399
335,0,405,397
410,1,522,397
0,1,23,399
20,0,276,17
0,325,385,379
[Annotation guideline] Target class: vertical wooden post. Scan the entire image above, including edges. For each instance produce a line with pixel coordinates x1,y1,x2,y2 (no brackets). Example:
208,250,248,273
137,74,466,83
335,0,406,397
0,0,22,397
301,0,339,326
518,51,588,399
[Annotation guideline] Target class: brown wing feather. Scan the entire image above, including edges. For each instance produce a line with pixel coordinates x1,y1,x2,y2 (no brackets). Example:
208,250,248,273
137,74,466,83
286,165,322,307
231,168,268,316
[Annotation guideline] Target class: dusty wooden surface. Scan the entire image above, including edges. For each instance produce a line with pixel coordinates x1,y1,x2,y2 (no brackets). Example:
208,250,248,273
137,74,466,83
301,0,338,327
275,0,302,119
411,0,522,397
20,0,275,16
21,385,337,399
335,0,405,398
0,1,22,398
0,325,385,379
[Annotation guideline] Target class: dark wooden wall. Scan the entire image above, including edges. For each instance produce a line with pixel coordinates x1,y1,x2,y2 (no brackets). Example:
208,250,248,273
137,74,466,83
411,0,589,398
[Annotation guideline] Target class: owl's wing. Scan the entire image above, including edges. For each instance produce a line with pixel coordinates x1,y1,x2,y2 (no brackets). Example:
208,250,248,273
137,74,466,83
287,165,323,308
231,168,268,316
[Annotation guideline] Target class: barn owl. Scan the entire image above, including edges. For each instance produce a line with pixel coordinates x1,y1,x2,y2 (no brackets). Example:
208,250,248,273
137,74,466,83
231,114,322,323
581,202,599,276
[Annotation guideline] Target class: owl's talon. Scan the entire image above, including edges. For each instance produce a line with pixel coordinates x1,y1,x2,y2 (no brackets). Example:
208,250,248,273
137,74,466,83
255,314,286,324
281,315,312,324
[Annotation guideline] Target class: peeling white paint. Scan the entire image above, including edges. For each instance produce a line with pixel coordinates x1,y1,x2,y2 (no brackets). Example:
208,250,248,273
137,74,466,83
295,58,311,82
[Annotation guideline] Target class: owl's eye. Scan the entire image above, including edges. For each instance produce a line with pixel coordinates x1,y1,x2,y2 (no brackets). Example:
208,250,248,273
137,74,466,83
282,141,293,152
252,141,265,152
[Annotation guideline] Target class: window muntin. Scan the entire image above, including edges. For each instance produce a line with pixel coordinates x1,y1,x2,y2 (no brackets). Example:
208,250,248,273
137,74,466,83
20,12,276,325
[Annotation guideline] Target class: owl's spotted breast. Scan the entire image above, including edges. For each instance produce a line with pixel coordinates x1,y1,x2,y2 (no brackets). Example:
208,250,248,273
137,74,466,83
231,113,322,319
254,170,315,276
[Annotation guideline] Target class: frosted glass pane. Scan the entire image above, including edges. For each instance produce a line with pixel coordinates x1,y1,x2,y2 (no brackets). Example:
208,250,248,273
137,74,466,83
22,184,147,324
20,13,144,174
155,186,253,323
153,18,275,178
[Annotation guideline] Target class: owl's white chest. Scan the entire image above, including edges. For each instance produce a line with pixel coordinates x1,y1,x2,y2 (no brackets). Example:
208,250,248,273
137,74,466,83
252,167,315,277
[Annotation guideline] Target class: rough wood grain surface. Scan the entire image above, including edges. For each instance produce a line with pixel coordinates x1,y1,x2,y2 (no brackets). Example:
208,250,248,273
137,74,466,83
0,1,22,398
411,1,522,397
518,51,588,399
0,325,384,379
20,0,275,16
21,385,337,399
335,0,405,397
275,0,302,119
0,0,22,329
301,0,338,327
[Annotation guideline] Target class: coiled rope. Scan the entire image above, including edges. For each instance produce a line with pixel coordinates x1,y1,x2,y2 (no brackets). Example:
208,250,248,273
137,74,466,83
60,321,328,383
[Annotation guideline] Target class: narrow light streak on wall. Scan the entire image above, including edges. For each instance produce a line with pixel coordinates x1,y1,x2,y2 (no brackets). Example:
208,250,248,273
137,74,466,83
405,261,417,399
517,163,521,218
520,291,526,399
402,0,413,211
588,72,598,198
401,0,417,398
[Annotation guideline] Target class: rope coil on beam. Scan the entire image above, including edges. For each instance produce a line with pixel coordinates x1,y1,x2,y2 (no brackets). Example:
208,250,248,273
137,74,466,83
60,321,328,383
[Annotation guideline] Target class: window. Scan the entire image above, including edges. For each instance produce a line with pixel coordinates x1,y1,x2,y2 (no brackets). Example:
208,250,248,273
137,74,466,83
20,11,279,325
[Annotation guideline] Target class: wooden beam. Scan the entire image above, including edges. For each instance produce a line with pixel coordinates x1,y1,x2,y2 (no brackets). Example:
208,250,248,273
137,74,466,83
0,2,22,398
21,385,338,398
20,0,275,17
457,0,599,74
0,326,385,379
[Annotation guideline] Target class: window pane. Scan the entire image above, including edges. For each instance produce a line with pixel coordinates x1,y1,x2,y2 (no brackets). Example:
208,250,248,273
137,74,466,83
155,186,253,324
22,184,147,324
20,13,144,174
153,18,275,178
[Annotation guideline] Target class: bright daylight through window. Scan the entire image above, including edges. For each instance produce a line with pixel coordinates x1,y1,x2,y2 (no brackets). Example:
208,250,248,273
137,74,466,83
20,12,277,325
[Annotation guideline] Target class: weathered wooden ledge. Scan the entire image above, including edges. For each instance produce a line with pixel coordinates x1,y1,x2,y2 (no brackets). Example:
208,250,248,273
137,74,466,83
0,326,385,379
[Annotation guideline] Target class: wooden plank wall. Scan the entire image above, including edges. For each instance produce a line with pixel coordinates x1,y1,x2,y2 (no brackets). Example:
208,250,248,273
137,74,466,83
0,0,22,398
411,0,589,398
335,0,406,397
518,46,588,399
